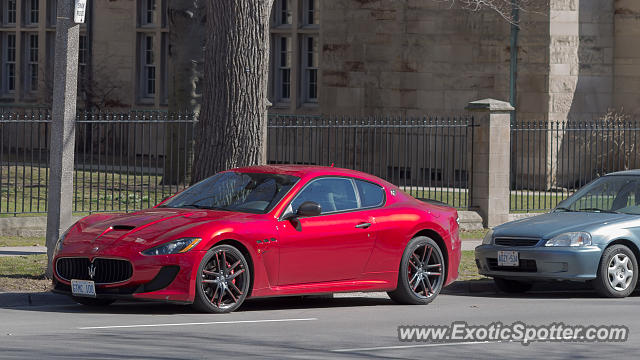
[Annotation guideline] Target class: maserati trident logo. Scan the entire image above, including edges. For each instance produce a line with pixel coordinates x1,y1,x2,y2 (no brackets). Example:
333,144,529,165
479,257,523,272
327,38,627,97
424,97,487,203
88,264,96,280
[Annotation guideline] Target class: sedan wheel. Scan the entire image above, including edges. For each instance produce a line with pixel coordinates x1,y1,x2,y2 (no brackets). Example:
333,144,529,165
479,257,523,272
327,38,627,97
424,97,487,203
592,244,638,298
388,236,445,305
192,245,251,313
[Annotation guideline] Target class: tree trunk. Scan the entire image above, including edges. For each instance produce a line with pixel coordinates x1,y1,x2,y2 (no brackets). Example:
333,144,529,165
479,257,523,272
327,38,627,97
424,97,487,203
162,0,206,185
191,0,273,184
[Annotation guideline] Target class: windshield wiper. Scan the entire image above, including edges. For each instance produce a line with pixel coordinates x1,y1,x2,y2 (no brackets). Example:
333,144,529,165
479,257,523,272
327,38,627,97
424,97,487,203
578,208,620,214
554,207,573,212
179,204,222,210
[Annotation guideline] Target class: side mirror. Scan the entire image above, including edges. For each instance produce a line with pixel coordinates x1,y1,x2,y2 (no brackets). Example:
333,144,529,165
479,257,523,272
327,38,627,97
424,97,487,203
296,201,322,217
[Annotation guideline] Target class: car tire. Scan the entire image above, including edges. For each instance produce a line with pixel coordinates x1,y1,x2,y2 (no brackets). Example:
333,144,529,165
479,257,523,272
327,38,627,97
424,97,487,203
192,244,251,314
387,236,446,305
72,297,116,307
493,277,533,294
592,244,638,298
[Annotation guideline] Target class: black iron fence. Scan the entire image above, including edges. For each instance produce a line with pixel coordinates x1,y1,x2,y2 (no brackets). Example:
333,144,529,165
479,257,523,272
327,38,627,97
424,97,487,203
4,109,638,216
267,115,473,209
0,111,196,215
510,120,640,212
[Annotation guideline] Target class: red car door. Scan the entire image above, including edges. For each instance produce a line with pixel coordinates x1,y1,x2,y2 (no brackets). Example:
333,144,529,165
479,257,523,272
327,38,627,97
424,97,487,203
276,177,376,285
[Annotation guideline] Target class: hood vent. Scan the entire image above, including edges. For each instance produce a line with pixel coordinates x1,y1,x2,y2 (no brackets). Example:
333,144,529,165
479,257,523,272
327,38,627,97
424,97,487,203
111,225,136,231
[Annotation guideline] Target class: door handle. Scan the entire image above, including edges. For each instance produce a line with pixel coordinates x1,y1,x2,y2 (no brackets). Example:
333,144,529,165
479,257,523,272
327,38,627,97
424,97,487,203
355,222,372,229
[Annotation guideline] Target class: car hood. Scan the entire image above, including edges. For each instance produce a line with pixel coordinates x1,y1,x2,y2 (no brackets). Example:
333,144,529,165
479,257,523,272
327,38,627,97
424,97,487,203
64,208,261,253
493,212,635,240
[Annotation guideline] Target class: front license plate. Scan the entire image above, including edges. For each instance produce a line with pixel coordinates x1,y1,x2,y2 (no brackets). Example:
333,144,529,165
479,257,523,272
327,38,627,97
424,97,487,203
71,279,96,297
497,251,519,267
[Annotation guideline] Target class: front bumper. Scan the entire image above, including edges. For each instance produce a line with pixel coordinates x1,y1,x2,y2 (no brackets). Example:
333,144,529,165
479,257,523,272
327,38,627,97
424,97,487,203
53,249,206,303
475,244,602,281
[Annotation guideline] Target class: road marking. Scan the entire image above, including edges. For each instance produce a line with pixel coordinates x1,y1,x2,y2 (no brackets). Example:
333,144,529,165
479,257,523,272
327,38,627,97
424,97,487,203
78,317,318,330
332,341,501,352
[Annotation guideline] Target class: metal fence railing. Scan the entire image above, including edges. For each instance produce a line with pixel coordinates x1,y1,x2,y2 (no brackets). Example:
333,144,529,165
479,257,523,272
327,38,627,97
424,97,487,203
0,111,196,215
8,109,637,216
268,115,474,209
510,120,640,212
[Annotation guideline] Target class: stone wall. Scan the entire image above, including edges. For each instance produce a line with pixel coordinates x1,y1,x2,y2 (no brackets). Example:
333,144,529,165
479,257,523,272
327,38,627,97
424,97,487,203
91,0,137,108
614,0,640,117
320,0,515,116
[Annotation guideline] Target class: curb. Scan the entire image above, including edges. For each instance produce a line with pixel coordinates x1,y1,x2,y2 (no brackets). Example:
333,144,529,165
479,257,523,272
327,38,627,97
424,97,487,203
0,291,75,308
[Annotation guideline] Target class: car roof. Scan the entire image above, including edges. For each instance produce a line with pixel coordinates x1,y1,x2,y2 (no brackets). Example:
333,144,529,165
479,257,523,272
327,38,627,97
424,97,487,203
606,169,640,176
231,164,389,183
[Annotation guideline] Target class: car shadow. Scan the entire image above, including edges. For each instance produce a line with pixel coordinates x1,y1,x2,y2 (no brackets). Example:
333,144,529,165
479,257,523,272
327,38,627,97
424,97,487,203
0,291,394,315
443,279,640,299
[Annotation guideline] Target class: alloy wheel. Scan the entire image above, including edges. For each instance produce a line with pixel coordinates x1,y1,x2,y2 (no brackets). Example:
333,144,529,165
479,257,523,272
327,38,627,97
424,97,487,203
407,242,444,299
200,248,249,310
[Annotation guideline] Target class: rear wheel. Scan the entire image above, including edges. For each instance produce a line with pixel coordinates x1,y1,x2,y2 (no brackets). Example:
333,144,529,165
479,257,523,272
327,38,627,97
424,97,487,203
192,245,251,313
72,297,116,307
493,277,533,294
388,236,445,305
592,244,638,298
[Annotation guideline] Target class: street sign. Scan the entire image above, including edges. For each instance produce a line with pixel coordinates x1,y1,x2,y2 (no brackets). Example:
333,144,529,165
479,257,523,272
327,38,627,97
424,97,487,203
74,0,87,24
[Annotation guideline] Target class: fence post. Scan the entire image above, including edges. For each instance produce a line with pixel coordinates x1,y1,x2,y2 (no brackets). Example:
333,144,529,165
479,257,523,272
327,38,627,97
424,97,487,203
466,99,514,228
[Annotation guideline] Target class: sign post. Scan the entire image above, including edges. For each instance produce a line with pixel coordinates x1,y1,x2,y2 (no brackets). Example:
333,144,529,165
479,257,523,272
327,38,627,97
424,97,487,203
46,0,81,277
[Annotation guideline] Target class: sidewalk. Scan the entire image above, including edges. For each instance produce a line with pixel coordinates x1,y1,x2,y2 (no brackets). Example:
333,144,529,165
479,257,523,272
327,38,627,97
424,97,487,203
461,239,481,251
0,246,47,257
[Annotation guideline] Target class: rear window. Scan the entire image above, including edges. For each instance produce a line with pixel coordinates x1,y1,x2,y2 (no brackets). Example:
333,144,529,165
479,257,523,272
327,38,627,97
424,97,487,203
356,180,385,208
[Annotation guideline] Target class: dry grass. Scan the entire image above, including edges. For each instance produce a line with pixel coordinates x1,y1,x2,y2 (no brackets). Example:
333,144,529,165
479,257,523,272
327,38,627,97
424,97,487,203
0,254,51,293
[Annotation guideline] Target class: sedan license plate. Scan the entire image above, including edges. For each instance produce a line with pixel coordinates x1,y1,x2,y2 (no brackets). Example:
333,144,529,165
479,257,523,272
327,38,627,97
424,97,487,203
497,251,519,267
71,279,96,297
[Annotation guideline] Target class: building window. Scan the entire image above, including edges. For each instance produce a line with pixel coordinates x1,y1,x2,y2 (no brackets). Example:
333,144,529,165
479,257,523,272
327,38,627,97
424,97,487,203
1,33,16,94
140,0,156,26
47,0,57,27
275,36,291,102
2,0,17,25
26,33,38,92
25,0,39,25
302,0,319,26
274,0,291,26
302,36,318,102
140,34,156,98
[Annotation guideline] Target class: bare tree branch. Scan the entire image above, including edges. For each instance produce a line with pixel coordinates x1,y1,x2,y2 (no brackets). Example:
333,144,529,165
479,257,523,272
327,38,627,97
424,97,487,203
434,0,549,25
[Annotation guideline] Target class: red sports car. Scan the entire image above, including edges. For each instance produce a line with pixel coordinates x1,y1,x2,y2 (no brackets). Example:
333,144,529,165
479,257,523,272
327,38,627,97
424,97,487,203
52,165,461,313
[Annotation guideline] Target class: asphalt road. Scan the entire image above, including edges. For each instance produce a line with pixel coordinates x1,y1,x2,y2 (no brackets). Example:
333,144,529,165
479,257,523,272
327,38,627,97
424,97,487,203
0,284,639,359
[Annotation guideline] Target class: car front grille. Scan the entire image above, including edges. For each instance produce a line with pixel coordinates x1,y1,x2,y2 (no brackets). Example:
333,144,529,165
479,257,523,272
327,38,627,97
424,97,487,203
487,258,537,272
56,257,133,284
494,238,540,247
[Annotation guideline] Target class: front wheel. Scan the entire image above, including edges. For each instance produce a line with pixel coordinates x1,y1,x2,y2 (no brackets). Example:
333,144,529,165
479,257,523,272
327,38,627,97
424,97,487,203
388,236,446,305
592,244,638,298
192,245,251,313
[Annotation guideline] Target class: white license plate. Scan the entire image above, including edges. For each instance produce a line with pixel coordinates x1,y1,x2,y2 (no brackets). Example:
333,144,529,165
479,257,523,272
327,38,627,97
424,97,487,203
497,251,519,267
71,279,96,297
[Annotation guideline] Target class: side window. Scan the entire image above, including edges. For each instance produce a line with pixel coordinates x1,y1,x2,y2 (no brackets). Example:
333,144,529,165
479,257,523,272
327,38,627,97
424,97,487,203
356,180,385,208
291,178,358,214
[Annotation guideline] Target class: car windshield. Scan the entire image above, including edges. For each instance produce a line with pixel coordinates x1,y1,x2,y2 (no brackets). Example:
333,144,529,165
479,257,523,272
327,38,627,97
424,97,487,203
159,172,299,214
556,175,640,215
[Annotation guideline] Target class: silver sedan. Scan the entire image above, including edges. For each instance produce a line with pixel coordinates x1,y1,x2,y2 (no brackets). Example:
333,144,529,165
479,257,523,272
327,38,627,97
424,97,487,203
475,170,640,297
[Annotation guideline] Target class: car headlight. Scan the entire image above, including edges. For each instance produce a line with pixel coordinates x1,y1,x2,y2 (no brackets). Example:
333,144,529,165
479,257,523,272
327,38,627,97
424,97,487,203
545,232,592,247
482,229,494,245
54,224,76,256
141,237,202,256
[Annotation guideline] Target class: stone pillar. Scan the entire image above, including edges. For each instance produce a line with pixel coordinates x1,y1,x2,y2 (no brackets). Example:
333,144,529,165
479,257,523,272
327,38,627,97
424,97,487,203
466,99,513,228
46,0,80,277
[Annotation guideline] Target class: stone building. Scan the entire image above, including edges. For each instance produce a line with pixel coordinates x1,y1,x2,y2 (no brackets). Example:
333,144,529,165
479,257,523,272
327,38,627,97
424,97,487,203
0,0,638,123
0,0,168,109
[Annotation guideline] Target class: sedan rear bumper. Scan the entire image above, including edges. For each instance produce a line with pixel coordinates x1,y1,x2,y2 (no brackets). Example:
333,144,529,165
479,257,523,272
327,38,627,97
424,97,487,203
475,245,603,281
